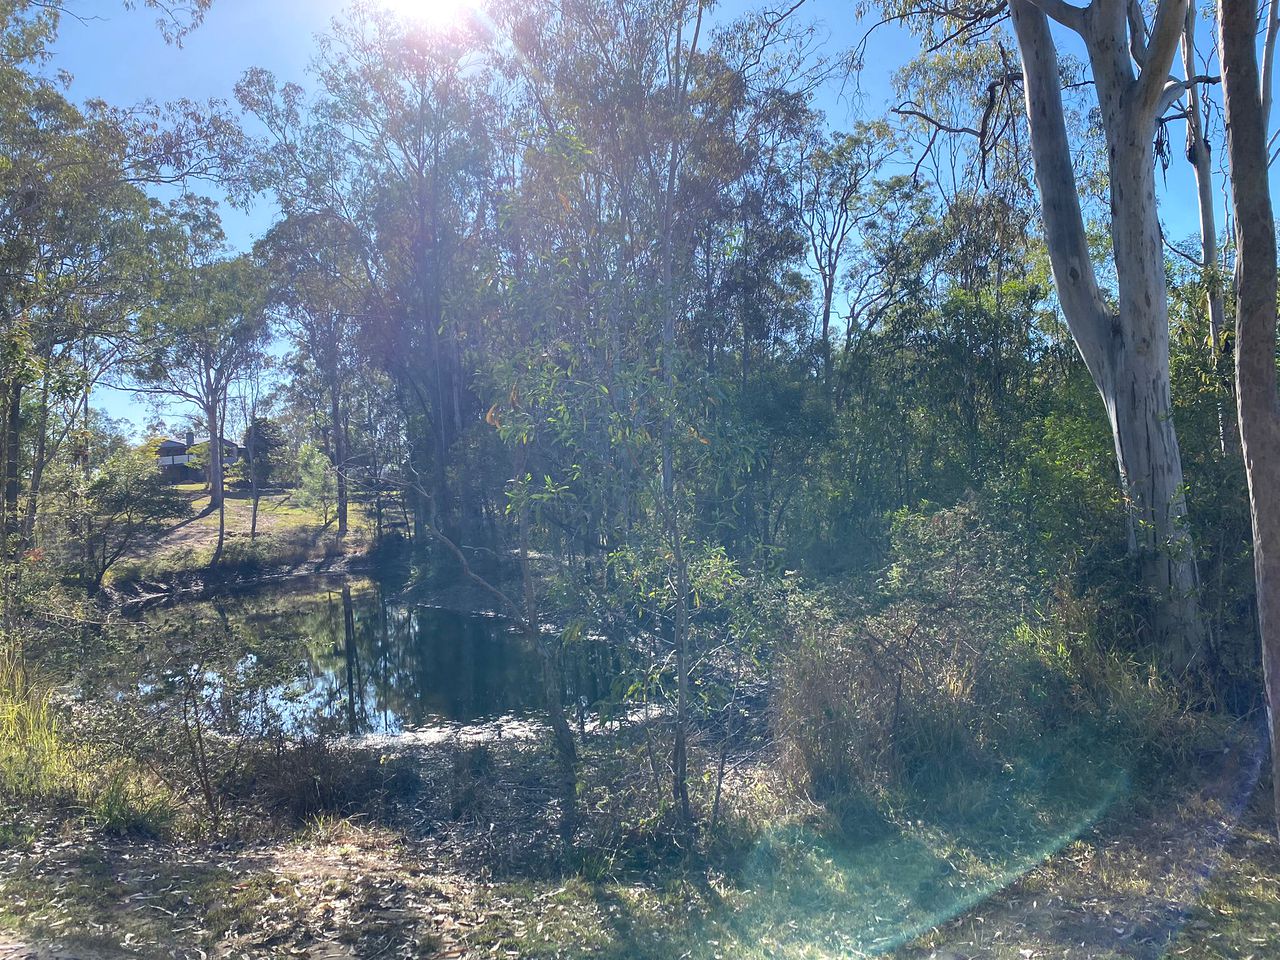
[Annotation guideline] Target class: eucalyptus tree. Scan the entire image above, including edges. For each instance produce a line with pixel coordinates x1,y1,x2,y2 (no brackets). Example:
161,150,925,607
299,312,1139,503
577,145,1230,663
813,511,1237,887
1002,0,1217,671
235,352,282,542
793,123,896,387
496,0,823,821
1218,0,1280,832
257,214,367,538
0,21,163,554
874,0,1217,670
131,205,270,562
0,0,241,570
236,3,500,545
1176,6,1231,456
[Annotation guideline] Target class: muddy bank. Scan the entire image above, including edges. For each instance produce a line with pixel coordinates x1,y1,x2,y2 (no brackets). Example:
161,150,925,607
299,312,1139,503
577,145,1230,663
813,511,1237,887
104,549,379,611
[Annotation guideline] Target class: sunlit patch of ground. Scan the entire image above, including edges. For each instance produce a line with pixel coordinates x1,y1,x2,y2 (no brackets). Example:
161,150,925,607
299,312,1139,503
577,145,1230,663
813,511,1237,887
463,747,1135,960
0,817,456,959
105,487,384,586
904,727,1273,960
0,727,1274,960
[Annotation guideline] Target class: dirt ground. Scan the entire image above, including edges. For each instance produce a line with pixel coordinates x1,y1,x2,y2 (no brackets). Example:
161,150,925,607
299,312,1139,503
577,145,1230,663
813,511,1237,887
2,728,1277,960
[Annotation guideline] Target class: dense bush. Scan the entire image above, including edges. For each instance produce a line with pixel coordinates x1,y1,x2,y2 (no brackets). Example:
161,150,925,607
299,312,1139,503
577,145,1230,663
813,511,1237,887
775,500,1218,816
778,502,1045,796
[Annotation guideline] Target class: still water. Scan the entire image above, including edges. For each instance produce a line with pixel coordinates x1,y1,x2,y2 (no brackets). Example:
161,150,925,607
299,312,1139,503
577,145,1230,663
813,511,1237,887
132,576,619,737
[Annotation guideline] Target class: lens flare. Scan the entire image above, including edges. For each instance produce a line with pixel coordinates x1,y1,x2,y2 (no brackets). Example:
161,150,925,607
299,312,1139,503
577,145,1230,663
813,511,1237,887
381,0,482,30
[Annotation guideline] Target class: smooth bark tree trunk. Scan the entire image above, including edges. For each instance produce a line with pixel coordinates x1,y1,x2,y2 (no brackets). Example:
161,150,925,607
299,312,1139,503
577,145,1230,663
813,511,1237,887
657,5,701,827
208,401,226,565
1011,0,1207,675
2,378,21,551
1219,0,1280,835
248,429,260,542
331,385,348,538
1182,4,1234,456
820,282,834,387
1102,134,1205,673
19,374,49,551
205,400,225,510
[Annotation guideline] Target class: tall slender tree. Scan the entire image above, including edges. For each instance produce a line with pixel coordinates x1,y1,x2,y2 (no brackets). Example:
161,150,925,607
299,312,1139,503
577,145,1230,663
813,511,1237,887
1006,0,1208,671
131,211,270,563
1218,0,1280,832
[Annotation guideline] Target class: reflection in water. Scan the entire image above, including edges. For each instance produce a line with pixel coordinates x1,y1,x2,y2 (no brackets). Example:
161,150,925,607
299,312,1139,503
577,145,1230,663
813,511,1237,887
139,577,615,737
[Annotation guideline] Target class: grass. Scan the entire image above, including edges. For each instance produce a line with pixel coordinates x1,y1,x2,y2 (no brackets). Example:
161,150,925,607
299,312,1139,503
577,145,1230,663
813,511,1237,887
1,722,1277,959
0,648,176,839
106,485,380,586
0,652,74,804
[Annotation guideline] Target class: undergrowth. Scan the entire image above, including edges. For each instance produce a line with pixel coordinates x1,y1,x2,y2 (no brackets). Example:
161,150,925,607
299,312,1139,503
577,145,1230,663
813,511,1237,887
775,501,1232,834
0,646,176,839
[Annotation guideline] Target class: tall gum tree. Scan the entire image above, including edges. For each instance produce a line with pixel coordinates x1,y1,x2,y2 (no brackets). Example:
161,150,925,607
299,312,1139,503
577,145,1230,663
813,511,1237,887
1179,2,1232,457
1217,0,1280,832
130,214,270,564
1004,0,1208,672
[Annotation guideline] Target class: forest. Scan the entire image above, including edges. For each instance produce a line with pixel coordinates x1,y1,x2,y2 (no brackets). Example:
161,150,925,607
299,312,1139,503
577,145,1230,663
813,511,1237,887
3,0,1280,956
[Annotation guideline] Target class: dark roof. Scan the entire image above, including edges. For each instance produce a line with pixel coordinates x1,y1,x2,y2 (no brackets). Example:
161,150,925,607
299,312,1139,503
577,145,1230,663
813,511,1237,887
157,436,238,450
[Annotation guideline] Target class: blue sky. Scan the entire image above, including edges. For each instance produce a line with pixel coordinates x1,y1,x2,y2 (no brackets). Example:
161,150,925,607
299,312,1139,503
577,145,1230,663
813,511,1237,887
44,0,1209,431
50,0,901,253
49,0,909,431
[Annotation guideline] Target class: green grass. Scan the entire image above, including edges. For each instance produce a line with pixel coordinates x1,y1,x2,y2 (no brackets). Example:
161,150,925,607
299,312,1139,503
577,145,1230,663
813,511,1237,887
106,487,378,586
0,649,176,841
0,651,76,804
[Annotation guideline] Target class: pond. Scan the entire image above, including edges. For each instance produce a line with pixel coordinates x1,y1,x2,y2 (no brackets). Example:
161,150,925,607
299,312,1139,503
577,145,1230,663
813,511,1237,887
120,576,624,739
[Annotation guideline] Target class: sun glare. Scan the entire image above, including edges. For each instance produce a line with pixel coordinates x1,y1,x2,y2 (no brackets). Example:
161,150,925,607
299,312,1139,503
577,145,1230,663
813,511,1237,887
382,0,482,30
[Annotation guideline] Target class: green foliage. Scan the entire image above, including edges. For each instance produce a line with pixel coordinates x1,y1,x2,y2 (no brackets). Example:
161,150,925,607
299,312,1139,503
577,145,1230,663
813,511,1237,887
296,440,337,527
0,647,176,837
83,442,192,589
0,0,1266,891
234,415,287,490
1167,267,1257,703
0,650,73,804
775,501,1214,821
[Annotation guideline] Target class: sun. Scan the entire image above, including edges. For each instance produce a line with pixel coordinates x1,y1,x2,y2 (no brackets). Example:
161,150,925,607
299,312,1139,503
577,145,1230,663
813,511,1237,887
381,0,483,30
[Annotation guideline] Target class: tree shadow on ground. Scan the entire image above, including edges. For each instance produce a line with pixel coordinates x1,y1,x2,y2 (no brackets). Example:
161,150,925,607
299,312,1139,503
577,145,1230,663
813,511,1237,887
447,725,1133,960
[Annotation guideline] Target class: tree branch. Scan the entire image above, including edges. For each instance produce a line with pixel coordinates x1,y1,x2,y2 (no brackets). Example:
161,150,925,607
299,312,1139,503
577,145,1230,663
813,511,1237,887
1010,0,1115,378
892,104,982,137
1136,0,1193,116
1155,74,1222,118
1128,0,1150,68
1022,0,1087,34
1265,0,1280,127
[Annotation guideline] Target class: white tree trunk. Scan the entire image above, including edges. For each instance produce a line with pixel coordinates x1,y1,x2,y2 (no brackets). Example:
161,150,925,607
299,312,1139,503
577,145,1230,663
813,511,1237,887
1219,0,1280,834
1183,4,1233,454
1011,0,1207,674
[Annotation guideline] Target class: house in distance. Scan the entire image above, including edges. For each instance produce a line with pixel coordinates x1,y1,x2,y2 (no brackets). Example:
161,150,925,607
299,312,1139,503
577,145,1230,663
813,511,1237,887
156,430,241,484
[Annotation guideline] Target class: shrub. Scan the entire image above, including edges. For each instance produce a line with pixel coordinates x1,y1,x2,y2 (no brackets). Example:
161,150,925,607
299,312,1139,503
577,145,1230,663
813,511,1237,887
0,651,75,803
777,502,1049,796
774,499,1211,817
0,647,176,836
